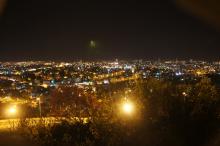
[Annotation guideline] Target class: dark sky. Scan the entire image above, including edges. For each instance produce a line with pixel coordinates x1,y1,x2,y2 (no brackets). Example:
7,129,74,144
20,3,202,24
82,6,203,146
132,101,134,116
0,0,220,61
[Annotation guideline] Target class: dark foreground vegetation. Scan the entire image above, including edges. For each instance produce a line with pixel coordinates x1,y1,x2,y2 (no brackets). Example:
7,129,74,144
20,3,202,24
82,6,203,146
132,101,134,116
3,77,220,146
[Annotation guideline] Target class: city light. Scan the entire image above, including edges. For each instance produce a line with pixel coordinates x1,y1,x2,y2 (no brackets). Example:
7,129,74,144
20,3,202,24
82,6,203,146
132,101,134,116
36,97,42,117
41,84,48,88
122,101,134,115
6,105,17,116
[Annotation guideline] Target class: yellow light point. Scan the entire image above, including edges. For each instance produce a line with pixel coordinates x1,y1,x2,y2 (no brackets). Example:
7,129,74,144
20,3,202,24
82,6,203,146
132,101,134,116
15,71,21,75
59,64,64,67
9,107,16,114
7,105,17,115
182,92,187,96
196,71,202,75
41,84,48,88
122,102,134,115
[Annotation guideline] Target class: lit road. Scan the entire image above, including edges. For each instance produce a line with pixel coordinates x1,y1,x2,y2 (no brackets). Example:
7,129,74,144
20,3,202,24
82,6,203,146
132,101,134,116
0,117,89,130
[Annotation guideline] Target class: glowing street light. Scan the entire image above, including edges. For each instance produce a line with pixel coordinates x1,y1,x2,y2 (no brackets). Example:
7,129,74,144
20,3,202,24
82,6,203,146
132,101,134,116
122,101,134,115
41,84,48,88
9,107,16,114
6,105,17,116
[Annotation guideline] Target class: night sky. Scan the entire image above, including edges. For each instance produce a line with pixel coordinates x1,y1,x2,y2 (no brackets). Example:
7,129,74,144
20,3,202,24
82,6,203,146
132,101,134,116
0,0,220,61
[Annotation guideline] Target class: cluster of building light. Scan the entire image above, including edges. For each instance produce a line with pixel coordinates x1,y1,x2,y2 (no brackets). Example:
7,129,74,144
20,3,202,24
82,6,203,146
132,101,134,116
0,59,219,118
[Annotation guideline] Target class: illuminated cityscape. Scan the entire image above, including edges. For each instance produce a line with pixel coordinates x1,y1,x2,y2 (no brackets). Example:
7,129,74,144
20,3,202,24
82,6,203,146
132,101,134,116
1,0,220,146
0,59,220,119
1,61,220,146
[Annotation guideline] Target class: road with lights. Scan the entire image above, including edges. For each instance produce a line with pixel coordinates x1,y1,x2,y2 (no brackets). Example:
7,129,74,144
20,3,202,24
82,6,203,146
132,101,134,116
0,97,136,131
0,117,53,130
0,117,89,130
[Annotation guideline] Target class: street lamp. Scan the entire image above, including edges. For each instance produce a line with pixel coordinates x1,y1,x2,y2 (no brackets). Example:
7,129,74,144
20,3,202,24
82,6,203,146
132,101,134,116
121,101,134,115
6,105,17,117
36,97,41,117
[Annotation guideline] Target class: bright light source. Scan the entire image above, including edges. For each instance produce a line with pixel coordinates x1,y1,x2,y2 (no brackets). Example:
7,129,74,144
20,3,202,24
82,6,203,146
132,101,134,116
9,107,16,114
122,102,134,115
7,105,17,116
182,92,187,96
41,84,48,88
